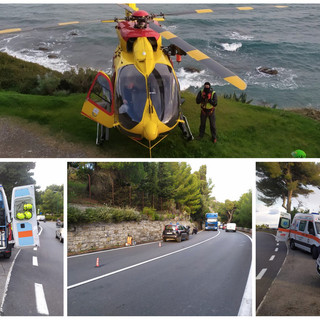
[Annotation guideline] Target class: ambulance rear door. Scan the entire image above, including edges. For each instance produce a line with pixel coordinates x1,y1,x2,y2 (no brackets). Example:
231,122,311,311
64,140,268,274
276,212,291,242
11,185,39,247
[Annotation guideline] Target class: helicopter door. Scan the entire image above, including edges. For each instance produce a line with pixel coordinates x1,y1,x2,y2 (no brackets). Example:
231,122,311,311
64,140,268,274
276,212,291,242
11,185,39,248
81,71,114,128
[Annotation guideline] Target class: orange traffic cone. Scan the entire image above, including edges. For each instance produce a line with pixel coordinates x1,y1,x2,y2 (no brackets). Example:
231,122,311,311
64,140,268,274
95,257,100,268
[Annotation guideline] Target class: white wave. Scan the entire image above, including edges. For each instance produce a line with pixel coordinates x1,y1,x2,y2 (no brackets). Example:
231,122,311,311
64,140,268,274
227,31,254,41
220,42,242,52
245,67,299,90
175,67,225,90
2,46,75,73
0,34,20,47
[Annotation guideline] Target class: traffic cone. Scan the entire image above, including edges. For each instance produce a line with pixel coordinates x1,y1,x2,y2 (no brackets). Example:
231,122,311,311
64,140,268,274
95,257,100,268
159,241,162,247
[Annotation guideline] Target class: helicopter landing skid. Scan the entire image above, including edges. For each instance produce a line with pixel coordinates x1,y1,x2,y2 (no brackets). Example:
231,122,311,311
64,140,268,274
129,135,168,158
96,123,109,145
182,115,194,141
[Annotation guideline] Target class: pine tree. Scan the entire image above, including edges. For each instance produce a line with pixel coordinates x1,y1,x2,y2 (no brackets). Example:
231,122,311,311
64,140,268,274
257,162,320,213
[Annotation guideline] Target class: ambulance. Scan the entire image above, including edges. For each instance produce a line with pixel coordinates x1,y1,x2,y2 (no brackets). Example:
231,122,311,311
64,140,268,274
276,212,320,259
0,184,39,259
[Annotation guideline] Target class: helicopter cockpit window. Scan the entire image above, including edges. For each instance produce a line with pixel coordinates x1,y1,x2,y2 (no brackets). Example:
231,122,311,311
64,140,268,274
148,64,179,127
116,65,147,129
89,74,112,113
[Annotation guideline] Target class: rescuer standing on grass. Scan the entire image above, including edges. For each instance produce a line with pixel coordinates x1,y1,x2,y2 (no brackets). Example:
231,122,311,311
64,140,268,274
196,82,218,143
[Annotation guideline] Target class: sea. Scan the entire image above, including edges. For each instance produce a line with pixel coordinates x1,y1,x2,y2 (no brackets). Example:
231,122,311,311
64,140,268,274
0,3,320,109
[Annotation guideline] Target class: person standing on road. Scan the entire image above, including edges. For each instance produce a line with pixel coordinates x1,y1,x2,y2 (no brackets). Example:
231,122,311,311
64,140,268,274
196,82,218,143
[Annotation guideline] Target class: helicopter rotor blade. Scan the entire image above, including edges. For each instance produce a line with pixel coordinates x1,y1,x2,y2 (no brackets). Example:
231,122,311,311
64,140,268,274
149,22,247,91
0,19,108,35
157,4,288,17
156,9,213,17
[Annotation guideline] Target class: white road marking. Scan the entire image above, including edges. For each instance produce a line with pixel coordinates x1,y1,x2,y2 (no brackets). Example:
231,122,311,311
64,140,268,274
32,256,38,267
68,230,221,290
237,232,252,316
34,283,49,315
38,226,43,236
256,268,267,280
269,255,275,261
275,248,279,252
33,247,37,251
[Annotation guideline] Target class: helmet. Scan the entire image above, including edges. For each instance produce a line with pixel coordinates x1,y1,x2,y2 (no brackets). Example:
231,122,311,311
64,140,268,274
24,203,32,210
291,149,306,158
24,211,32,219
16,212,25,220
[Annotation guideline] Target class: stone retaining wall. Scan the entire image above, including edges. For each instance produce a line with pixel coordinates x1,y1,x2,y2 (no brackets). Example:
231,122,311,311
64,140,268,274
68,219,196,254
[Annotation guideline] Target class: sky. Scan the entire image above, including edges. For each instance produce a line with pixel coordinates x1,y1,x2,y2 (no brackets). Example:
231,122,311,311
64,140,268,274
31,160,66,191
256,162,320,227
256,186,320,228
189,159,253,203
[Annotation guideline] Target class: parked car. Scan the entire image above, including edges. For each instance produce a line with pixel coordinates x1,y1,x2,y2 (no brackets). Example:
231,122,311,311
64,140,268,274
37,215,46,222
55,223,64,243
226,223,237,232
163,224,189,242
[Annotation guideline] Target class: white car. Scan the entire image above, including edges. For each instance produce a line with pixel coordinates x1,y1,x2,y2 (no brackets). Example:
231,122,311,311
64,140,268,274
37,215,46,222
55,224,64,243
226,223,237,232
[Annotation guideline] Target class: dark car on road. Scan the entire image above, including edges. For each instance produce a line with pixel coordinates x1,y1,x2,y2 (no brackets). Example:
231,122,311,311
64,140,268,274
163,224,189,242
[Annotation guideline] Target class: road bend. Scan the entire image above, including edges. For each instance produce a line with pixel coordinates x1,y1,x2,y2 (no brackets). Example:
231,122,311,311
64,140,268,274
68,229,252,316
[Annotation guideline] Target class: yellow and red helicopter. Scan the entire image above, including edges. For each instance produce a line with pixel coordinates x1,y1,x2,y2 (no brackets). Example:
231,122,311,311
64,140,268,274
0,4,287,157
80,4,248,157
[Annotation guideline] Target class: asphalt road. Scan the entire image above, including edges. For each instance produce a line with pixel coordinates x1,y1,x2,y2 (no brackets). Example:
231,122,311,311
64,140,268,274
257,236,320,316
68,229,252,316
256,232,287,310
1,221,63,316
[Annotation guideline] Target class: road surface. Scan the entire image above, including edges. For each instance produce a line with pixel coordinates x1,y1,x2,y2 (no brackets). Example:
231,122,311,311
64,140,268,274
256,231,287,310
257,234,320,316
0,221,63,316
68,229,252,316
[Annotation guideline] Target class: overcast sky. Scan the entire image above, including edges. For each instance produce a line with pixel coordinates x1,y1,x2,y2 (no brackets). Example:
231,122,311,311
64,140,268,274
256,186,320,227
189,159,253,203
31,160,66,191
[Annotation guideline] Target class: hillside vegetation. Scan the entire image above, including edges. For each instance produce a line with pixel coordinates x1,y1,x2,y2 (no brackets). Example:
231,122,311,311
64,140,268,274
0,52,319,158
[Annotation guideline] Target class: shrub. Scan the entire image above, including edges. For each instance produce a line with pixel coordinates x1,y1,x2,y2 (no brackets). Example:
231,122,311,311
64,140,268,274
68,206,141,225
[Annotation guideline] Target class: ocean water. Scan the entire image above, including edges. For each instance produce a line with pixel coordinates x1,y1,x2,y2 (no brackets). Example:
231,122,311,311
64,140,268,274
0,3,320,109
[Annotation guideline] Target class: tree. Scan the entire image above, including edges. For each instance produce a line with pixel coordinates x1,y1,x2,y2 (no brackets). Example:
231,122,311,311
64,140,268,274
233,190,252,228
39,185,63,216
257,162,320,213
193,165,214,222
0,162,36,203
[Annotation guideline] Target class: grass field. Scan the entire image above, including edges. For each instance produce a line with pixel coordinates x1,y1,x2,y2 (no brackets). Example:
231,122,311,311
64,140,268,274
0,51,319,158
0,90,319,158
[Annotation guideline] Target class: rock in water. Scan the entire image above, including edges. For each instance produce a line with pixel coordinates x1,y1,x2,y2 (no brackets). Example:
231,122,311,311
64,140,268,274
258,66,278,75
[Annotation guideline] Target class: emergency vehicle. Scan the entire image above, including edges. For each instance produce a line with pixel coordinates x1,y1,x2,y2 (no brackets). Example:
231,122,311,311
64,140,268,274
276,212,320,259
0,184,39,259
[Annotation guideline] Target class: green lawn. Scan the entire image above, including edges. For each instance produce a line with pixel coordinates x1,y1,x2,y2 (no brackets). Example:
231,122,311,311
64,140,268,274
0,90,319,158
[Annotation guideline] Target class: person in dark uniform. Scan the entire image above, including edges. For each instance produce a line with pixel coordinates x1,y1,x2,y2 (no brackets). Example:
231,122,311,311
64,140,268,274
196,82,218,143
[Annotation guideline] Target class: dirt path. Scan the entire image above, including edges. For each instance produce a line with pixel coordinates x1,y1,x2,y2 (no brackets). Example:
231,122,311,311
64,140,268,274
0,117,105,158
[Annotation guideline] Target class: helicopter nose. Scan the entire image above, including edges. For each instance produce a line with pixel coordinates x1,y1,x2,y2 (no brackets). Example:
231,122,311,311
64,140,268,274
143,121,158,141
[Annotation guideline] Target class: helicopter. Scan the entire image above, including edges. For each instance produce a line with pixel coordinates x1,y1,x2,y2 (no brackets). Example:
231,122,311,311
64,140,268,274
79,3,249,157
0,4,288,157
